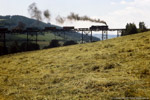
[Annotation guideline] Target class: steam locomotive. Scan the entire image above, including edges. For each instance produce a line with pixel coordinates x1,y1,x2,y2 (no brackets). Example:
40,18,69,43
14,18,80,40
90,25,109,31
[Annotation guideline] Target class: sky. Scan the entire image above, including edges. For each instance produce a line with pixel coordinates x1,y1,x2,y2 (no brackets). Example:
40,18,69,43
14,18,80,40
0,0,150,28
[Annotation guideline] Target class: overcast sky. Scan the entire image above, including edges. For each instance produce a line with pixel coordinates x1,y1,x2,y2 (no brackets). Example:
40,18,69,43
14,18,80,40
0,0,150,28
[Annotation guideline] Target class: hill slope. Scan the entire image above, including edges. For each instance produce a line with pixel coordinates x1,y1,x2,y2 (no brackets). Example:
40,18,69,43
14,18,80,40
0,15,53,29
0,31,150,99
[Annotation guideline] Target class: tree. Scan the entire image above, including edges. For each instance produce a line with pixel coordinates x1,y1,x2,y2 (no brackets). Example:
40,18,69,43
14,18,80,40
49,40,60,48
43,39,60,49
0,44,3,55
139,22,147,32
9,41,20,53
15,21,26,30
63,40,77,46
20,42,40,51
122,23,138,36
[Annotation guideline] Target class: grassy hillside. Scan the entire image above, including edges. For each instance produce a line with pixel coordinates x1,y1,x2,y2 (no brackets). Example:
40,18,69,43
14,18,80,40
0,31,150,100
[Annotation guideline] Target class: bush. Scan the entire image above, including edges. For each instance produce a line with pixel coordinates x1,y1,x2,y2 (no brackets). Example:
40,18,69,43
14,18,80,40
20,42,40,51
0,41,40,55
28,43,40,51
20,42,28,51
63,40,77,46
9,41,20,53
43,39,60,49
0,46,8,55
0,46,3,55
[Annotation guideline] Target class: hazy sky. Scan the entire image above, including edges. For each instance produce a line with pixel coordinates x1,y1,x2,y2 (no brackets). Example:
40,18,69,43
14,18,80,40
0,0,150,28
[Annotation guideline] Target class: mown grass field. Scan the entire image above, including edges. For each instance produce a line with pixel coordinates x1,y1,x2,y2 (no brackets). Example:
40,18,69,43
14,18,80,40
0,31,150,100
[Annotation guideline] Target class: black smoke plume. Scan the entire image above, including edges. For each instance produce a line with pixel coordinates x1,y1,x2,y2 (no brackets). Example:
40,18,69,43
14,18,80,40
44,10,51,22
55,15,65,24
28,3,42,21
67,12,107,25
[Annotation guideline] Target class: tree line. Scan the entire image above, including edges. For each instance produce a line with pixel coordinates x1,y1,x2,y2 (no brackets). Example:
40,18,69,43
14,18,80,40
0,40,77,56
122,22,148,36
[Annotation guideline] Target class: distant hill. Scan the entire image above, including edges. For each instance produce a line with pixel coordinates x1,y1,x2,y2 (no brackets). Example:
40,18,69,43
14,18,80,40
0,15,53,29
0,31,150,99
0,15,100,42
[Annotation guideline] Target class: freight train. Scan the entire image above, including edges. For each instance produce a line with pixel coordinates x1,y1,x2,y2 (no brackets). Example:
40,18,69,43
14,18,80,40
90,25,109,31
